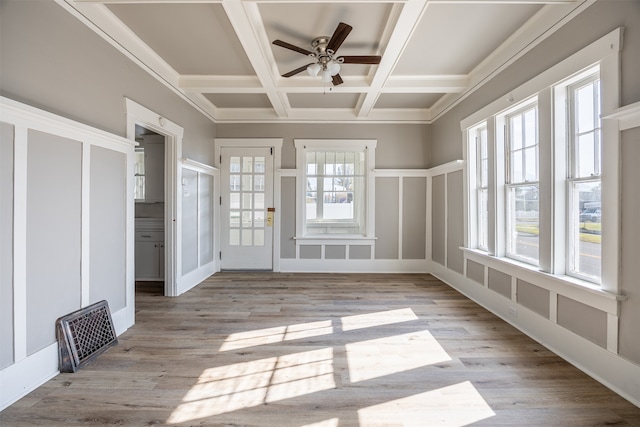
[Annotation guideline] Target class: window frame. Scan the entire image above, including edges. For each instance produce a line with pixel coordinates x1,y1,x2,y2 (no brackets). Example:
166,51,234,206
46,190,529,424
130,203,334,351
504,103,540,265
294,139,376,240
564,71,602,283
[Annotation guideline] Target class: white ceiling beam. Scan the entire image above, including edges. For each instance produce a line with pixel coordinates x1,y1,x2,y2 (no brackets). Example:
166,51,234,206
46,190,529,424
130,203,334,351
221,0,290,117
214,107,430,124
356,0,429,118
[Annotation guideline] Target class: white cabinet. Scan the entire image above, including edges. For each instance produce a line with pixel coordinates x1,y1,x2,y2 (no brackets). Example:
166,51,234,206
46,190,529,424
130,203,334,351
135,220,164,280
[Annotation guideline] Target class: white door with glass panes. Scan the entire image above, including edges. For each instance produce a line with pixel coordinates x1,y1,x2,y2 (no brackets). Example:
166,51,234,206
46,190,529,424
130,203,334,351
221,147,273,270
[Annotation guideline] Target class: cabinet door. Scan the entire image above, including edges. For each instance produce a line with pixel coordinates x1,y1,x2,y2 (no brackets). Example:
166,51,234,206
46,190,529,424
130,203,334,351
135,241,160,279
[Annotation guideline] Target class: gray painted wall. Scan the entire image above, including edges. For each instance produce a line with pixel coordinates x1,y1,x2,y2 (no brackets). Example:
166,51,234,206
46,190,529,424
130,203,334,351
217,123,429,169
0,0,216,165
429,1,640,365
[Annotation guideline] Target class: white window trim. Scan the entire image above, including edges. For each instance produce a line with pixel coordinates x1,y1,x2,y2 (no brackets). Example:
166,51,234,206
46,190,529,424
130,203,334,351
294,139,376,243
462,27,622,294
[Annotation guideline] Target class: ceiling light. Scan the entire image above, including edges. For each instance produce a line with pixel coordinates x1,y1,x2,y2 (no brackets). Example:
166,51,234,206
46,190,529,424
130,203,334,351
307,63,321,77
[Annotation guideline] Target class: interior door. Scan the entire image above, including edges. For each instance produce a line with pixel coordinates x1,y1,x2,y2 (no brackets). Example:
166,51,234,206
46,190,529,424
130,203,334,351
220,147,274,270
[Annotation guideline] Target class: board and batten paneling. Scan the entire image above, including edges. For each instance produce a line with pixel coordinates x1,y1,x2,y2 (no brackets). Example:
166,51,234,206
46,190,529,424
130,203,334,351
0,122,15,370
178,159,217,294
280,176,296,259
0,97,136,411
90,146,127,311
182,168,199,275
402,177,426,260
374,177,399,259
26,130,82,356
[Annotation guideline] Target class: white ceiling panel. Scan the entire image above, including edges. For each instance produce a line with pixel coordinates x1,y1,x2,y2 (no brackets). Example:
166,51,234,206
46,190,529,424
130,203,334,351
107,3,256,75
394,4,542,75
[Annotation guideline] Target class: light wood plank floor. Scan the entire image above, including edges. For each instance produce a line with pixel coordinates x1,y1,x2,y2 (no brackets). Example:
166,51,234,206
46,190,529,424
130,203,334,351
2,273,639,426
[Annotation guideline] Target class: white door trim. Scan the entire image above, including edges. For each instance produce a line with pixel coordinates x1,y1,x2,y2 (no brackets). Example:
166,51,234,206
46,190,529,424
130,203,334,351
215,138,283,271
125,98,183,297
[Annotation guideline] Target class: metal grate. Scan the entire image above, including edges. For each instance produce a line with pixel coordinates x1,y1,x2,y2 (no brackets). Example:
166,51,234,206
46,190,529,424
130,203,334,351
56,300,118,373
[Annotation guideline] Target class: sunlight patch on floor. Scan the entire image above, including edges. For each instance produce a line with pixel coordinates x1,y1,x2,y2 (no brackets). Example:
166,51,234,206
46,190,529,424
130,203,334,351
340,308,418,331
167,348,335,424
301,419,340,427
220,320,334,351
357,381,495,426
345,330,451,383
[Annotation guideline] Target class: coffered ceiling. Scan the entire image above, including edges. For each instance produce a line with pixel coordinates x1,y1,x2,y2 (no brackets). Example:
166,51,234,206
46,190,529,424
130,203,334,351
59,0,587,124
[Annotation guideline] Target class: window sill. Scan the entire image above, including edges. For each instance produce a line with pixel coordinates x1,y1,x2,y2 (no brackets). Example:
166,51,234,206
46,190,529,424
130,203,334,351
461,247,625,314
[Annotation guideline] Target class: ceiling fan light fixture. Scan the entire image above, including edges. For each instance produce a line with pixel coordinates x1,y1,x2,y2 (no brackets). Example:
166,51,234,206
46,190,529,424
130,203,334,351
328,62,340,76
307,63,321,77
322,70,333,82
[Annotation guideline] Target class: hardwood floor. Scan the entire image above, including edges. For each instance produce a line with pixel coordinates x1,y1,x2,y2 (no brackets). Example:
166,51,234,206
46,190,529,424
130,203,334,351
2,273,639,426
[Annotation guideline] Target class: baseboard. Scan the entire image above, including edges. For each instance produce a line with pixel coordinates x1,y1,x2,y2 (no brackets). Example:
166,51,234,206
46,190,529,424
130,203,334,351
279,258,430,273
179,262,216,295
429,261,640,408
0,344,59,411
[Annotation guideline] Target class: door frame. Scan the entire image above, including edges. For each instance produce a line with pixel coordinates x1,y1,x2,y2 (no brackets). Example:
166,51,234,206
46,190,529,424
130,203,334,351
214,138,283,271
126,98,183,297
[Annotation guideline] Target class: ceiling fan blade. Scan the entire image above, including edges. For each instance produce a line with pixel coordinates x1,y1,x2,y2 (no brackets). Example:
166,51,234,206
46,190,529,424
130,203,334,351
326,22,352,53
332,74,344,86
273,40,313,56
282,63,314,78
339,55,381,64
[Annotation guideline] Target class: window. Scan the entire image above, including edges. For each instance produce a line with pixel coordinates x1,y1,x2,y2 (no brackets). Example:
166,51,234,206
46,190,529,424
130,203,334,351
567,73,601,281
475,126,489,251
295,140,375,237
505,105,539,265
134,147,145,200
462,28,620,291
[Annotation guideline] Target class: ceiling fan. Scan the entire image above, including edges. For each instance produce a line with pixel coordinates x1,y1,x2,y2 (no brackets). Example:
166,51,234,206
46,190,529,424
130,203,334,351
272,22,381,86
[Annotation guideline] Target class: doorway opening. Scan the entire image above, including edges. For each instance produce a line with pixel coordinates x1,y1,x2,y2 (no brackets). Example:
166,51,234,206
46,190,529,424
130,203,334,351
134,125,165,294
125,98,183,299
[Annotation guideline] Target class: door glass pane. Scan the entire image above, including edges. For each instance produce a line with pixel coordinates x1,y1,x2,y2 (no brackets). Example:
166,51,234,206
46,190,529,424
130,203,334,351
242,193,252,209
255,211,265,227
255,157,265,173
229,229,239,246
230,211,240,226
230,175,240,191
242,229,252,246
254,193,264,210
242,211,252,227
230,157,240,173
254,175,264,191
230,193,240,209
242,157,253,173
242,175,252,191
